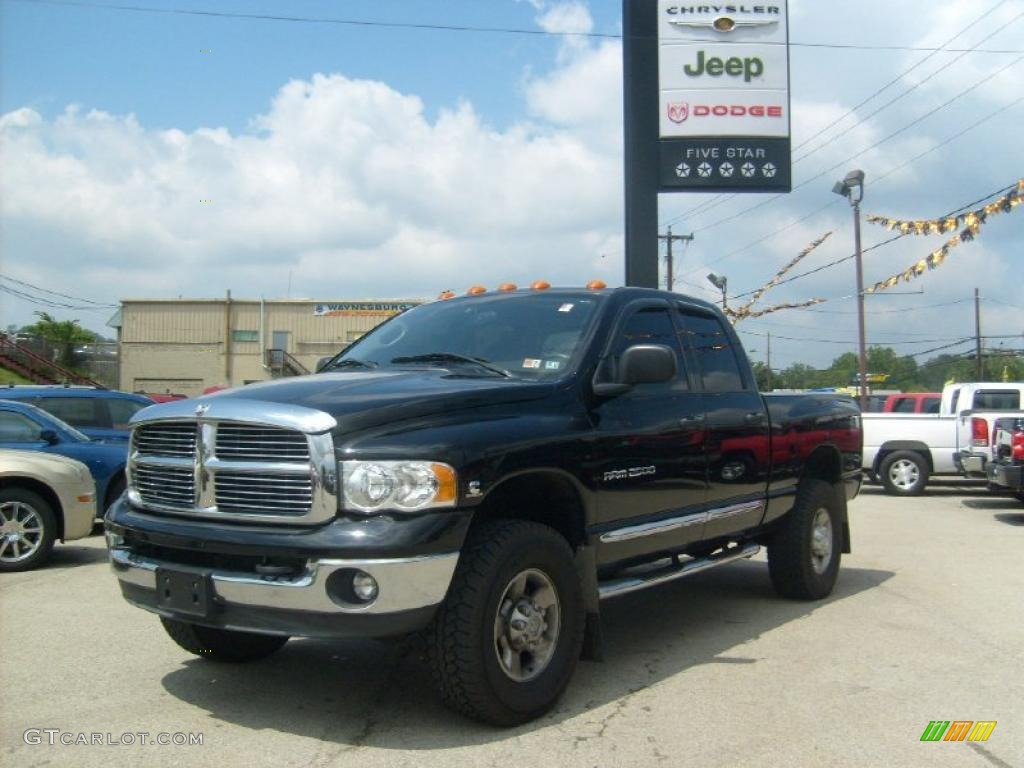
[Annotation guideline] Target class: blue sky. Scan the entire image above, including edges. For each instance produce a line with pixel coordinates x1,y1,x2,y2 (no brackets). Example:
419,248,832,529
1,0,1022,369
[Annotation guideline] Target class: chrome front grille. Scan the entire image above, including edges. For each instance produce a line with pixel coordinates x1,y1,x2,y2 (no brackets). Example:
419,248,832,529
128,408,337,524
133,464,195,510
215,425,310,462
215,471,313,516
133,421,197,458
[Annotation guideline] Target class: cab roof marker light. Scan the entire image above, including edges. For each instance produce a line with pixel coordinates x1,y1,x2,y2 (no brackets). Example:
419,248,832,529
497,283,517,292
531,280,551,290
586,279,607,290
467,285,487,295
438,290,456,300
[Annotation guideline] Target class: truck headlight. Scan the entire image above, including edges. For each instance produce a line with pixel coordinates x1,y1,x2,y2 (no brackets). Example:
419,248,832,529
341,461,457,513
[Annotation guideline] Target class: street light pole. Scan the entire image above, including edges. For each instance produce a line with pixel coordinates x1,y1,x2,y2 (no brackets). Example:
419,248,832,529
852,197,868,412
706,272,728,311
833,169,868,412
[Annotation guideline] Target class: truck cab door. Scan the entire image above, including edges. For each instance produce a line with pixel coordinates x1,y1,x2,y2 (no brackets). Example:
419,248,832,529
588,301,708,567
675,305,770,540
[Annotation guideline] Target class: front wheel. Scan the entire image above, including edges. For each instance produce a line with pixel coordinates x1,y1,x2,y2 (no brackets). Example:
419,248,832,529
426,520,584,726
160,618,289,662
0,488,57,572
879,451,929,495
768,479,843,600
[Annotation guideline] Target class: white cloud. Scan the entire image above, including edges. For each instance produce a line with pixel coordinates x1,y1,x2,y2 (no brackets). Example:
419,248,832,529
535,1,594,36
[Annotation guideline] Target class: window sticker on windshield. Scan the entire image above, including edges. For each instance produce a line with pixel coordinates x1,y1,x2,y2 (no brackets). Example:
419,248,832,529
522,358,541,369
558,303,574,312
545,361,562,370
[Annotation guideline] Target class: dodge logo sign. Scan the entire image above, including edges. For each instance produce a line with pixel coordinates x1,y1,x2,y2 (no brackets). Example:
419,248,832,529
667,101,690,123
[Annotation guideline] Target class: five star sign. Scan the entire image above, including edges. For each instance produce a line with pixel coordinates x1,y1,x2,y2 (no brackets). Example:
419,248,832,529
675,162,691,178
697,162,713,178
719,162,734,178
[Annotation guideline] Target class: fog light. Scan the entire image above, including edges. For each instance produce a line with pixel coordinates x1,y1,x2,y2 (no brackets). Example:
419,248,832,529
352,571,379,602
105,531,124,549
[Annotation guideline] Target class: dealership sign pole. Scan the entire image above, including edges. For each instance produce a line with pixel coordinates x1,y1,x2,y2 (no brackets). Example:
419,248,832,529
623,1,791,288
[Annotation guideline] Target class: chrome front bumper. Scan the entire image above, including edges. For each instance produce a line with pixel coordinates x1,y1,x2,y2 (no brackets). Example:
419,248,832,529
109,547,459,616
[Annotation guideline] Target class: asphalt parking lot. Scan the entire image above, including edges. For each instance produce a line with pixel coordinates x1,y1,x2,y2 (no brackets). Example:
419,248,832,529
2,484,1022,768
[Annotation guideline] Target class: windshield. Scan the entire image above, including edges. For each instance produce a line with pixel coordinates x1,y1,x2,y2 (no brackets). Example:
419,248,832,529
328,292,604,379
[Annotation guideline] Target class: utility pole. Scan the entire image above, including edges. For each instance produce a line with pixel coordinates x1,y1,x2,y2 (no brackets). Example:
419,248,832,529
658,227,694,292
766,331,772,391
975,287,983,380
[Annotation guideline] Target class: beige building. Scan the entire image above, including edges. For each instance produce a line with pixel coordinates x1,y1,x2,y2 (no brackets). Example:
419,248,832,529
114,297,420,396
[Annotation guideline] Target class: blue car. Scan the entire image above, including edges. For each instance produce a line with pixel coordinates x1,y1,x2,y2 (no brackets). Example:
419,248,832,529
0,400,128,515
0,386,152,443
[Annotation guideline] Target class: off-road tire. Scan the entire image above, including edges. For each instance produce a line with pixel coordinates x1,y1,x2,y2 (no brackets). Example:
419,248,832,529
768,479,842,600
426,519,584,726
879,450,929,495
0,488,58,572
159,618,289,662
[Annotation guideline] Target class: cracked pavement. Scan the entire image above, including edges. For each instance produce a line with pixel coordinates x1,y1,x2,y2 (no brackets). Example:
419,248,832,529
2,484,1022,767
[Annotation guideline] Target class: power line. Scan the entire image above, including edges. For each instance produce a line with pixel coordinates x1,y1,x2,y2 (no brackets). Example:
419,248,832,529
0,283,113,312
0,273,117,307
10,0,1024,53
792,6,1024,166
726,178,1021,299
680,92,1023,282
804,299,972,315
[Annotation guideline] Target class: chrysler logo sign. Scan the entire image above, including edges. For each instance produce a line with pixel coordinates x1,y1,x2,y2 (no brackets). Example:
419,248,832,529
669,16,778,32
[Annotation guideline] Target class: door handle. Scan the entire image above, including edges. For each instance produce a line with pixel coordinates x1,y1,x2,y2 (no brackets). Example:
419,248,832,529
679,414,705,426
744,412,766,424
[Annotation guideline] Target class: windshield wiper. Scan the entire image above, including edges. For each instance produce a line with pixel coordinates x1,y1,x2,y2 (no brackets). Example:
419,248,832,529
390,353,512,378
323,358,378,371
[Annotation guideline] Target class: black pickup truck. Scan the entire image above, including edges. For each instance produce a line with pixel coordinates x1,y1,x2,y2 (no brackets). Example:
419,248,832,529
988,416,1024,502
106,286,862,725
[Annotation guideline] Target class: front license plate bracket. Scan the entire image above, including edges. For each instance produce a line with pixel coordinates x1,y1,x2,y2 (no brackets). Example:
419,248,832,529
156,567,212,618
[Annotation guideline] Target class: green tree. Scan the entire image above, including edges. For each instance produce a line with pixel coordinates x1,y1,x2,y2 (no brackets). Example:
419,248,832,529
22,312,96,369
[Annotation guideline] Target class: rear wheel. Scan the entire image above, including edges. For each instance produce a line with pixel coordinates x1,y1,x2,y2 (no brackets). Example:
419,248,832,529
768,479,842,600
879,451,929,495
160,618,289,662
0,488,57,572
426,519,584,726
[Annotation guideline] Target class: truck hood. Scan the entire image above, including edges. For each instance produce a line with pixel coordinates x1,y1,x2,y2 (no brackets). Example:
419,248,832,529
134,371,559,434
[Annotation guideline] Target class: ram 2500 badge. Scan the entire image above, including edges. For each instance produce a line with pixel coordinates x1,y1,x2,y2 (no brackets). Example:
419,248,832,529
106,286,862,726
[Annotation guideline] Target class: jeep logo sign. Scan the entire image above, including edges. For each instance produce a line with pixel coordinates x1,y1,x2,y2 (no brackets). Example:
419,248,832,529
685,50,763,81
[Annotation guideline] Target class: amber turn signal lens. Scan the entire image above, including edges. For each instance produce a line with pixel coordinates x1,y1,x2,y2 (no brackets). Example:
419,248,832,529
586,279,607,290
497,283,517,292
467,285,487,295
431,463,458,504
531,280,551,290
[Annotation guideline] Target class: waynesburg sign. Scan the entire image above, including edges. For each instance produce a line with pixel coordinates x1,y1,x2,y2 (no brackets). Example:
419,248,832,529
657,0,791,191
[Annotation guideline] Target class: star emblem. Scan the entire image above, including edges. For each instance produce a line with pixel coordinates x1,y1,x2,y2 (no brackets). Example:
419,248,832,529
697,162,713,178
741,162,756,177
762,162,777,178
719,162,734,177
675,162,691,178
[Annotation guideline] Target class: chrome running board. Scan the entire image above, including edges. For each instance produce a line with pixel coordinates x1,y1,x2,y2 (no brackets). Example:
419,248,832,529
597,543,760,600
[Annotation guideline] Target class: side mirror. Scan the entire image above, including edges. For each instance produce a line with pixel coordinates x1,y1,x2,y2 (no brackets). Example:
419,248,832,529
39,429,60,445
621,344,677,385
593,344,678,397
316,356,334,373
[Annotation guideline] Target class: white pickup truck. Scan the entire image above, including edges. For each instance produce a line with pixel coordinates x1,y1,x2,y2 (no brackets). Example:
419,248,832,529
862,382,1024,495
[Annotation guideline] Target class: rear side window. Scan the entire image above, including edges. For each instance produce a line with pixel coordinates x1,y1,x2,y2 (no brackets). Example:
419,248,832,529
677,310,745,392
891,397,915,413
107,399,148,429
923,397,940,414
35,397,104,428
973,390,1021,410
